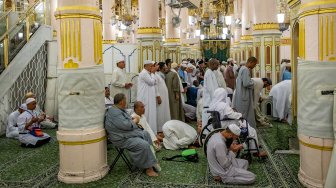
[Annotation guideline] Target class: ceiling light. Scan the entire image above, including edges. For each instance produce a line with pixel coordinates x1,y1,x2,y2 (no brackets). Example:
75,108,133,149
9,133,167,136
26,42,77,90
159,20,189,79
277,13,285,23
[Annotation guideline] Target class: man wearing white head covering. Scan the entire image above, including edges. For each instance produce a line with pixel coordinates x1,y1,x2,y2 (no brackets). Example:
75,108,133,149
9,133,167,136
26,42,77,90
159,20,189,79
161,120,197,150
209,88,266,157
111,59,133,98
202,58,223,127
206,123,256,185
165,62,185,121
6,104,27,139
17,98,51,147
137,60,159,134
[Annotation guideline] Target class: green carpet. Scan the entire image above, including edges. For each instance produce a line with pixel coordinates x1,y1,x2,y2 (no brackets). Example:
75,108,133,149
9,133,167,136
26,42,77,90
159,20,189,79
0,122,302,188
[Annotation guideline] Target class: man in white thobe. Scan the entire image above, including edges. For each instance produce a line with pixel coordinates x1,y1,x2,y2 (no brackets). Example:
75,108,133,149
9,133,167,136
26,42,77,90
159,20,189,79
269,80,292,121
132,101,161,151
252,78,272,127
161,120,197,150
6,103,26,139
137,60,159,134
202,58,221,127
207,124,256,184
110,59,133,98
155,62,171,132
105,87,113,110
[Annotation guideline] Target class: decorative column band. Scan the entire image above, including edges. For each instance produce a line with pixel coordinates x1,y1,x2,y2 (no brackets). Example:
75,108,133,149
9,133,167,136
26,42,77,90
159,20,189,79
280,38,291,45
241,35,253,41
299,139,333,151
55,13,102,21
137,27,162,34
56,5,100,12
253,23,279,30
300,0,336,10
59,136,106,146
103,40,117,44
165,38,180,43
299,7,336,19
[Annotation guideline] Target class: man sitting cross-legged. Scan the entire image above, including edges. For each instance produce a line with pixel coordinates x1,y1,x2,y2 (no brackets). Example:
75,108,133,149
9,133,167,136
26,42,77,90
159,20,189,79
207,124,256,184
105,93,159,177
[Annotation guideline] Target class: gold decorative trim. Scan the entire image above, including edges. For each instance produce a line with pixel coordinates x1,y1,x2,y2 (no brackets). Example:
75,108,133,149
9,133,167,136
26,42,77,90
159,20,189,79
288,0,300,8
281,38,291,45
137,27,161,34
299,7,336,18
319,16,323,61
300,0,336,10
53,30,57,37
55,13,102,21
165,38,180,43
299,139,333,151
299,19,305,58
253,23,279,31
241,35,253,41
56,5,100,12
103,40,117,44
59,136,106,146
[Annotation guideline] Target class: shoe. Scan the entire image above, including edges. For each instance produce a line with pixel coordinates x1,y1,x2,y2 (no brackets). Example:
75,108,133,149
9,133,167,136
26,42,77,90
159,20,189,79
153,163,161,172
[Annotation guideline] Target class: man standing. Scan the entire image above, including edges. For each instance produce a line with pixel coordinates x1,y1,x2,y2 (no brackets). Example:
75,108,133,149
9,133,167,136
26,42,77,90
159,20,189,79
137,60,159,134
155,62,171,132
207,124,256,184
252,78,272,127
110,59,133,98
165,62,185,121
105,94,159,177
224,59,235,90
202,58,220,127
233,57,258,127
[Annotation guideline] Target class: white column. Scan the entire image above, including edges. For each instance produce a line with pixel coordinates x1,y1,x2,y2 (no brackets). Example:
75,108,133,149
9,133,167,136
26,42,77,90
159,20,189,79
103,0,116,44
55,0,108,183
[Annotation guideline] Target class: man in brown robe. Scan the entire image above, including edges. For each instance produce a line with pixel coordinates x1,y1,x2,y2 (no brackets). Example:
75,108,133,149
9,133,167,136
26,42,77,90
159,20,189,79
165,62,185,122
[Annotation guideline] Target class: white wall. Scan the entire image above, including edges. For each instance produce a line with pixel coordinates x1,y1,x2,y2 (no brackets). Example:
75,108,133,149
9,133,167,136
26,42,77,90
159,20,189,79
103,43,139,85
280,27,291,60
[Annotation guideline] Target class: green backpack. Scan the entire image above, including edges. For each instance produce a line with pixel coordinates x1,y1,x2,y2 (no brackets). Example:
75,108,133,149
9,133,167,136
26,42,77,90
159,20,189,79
162,149,199,163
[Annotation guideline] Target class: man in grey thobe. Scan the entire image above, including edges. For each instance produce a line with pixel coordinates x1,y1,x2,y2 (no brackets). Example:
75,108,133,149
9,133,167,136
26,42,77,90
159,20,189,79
233,57,258,127
207,124,255,184
105,93,159,177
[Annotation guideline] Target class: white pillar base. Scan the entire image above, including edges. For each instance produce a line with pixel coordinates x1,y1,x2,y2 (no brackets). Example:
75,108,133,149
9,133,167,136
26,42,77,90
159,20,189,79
57,128,109,184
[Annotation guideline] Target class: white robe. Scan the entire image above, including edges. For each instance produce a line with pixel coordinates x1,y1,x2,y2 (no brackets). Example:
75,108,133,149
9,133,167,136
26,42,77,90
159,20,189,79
137,69,158,133
111,67,128,98
131,113,157,143
202,69,220,127
155,73,171,132
6,110,20,139
105,97,113,109
162,120,197,150
252,78,264,108
269,80,292,119
206,132,256,184
16,110,50,146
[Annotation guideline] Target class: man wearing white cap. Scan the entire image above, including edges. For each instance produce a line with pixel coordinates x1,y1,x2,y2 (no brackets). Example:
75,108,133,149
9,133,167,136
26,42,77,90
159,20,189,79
17,98,51,147
206,124,256,185
6,103,27,139
110,59,133,98
137,60,159,134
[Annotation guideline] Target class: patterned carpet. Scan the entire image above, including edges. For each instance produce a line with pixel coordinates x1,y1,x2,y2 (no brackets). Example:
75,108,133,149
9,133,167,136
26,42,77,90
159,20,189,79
0,121,302,188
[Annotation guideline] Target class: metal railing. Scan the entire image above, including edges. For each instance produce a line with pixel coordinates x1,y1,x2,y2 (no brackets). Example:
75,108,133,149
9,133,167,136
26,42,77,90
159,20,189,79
0,0,48,74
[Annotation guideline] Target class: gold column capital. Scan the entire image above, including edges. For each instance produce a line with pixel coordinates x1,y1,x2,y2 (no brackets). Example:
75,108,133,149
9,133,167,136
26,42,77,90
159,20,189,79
137,27,162,34
103,40,117,44
241,35,253,41
253,23,280,31
165,38,180,43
